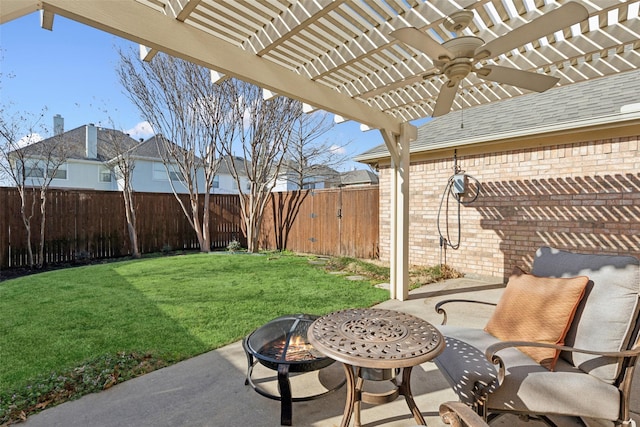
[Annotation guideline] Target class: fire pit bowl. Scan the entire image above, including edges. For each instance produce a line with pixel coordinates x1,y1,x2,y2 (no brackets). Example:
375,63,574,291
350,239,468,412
244,313,333,372
242,313,344,426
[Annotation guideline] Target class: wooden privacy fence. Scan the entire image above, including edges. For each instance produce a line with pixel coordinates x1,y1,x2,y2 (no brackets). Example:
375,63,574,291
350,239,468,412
0,188,243,269
260,186,379,259
0,186,378,269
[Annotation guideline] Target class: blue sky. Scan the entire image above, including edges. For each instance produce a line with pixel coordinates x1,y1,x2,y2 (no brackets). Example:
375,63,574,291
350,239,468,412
1,12,427,171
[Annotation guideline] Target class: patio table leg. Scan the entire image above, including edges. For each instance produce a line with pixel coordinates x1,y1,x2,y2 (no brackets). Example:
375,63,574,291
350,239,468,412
340,363,356,427
398,366,426,425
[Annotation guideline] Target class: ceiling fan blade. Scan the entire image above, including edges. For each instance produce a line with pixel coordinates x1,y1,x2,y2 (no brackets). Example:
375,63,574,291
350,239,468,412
474,2,589,59
433,80,459,117
476,65,559,92
391,27,454,61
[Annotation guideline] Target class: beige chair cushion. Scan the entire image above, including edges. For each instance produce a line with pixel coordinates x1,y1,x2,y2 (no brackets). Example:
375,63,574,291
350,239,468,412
484,272,588,370
531,246,640,383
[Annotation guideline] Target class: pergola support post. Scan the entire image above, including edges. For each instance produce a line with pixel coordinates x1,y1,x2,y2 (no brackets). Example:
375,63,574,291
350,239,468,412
381,123,416,301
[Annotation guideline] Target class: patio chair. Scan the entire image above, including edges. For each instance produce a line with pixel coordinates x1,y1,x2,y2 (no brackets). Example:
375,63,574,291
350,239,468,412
439,402,490,427
432,246,640,426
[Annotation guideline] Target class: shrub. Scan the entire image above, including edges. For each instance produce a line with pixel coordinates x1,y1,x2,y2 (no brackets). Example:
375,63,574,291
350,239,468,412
226,240,242,252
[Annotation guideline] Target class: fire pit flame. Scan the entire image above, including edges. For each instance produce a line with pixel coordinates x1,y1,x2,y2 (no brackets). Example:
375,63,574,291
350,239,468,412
260,333,320,362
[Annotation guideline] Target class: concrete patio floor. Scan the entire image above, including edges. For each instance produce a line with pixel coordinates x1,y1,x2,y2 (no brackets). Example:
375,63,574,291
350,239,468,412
21,277,640,427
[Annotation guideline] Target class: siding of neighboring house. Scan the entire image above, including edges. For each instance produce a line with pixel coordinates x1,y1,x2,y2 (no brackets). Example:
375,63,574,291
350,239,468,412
27,158,113,191
69,159,114,191
123,158,200,194
357,70,640,281
272,164,340,192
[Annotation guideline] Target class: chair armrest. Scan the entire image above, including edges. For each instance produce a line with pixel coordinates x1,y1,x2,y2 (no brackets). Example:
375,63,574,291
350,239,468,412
485,341,640,384
435,299,497,325
439,401,489,427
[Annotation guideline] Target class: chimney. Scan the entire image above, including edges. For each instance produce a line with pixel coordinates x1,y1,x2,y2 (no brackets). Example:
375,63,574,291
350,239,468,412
53,114,64,135
86,124,98,158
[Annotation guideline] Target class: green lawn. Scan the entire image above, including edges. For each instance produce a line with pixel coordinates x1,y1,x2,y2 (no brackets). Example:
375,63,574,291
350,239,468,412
0,252,388,422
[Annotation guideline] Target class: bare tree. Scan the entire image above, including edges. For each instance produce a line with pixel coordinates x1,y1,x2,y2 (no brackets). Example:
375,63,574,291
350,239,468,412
272,111,348,250
222,81,302,253
282,111,347,189
117,49,235,252
0,108,69,267
101,124,141,258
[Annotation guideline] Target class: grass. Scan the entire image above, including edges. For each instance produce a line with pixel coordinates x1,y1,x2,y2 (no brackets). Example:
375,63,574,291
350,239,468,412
324,256,464,290
0,252,389,424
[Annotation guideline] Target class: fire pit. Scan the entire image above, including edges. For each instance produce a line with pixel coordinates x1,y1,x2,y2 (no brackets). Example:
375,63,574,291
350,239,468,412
243,313,344,426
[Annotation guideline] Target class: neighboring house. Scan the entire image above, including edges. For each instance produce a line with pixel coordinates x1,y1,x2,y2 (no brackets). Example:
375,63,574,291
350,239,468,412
272,162,340,191
339,169,378,187
9,116,247,195
111,134,206,194
215,156,251,194
11,118,139,192
272,162,380,191
355,69,640,280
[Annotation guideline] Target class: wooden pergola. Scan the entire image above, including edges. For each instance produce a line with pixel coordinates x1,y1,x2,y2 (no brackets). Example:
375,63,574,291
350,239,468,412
2,0,639,300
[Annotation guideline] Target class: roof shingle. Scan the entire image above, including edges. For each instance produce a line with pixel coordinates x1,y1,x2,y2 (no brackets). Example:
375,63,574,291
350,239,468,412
356,69,640,162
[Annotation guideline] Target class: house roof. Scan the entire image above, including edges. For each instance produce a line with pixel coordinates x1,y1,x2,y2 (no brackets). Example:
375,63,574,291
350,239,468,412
16,125,139,162
128,135,211,167
341,169,379,186
128,135,164,159
278,161,338,176
355,68,640,163
220,155,248,177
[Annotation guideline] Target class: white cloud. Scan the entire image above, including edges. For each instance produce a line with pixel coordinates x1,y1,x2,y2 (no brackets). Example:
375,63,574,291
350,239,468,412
17,133,44,147
126,121,155,141
329,144,346,154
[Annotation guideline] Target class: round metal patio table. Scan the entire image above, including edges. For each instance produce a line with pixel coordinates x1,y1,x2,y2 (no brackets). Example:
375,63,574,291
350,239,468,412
308,308,444,427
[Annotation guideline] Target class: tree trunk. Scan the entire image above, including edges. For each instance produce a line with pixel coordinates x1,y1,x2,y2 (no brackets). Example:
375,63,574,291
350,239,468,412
38,191,47,267
190,196,210,252
123,189,140,258
19,190,35,268
201,192,211,251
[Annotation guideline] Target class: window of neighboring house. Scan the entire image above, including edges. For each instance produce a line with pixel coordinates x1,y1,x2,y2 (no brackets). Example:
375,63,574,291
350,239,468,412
25,161,67,179
100,167,112,182
53,165,67,179
245,181,250,191
169,170,183,181
213,176,220,189
153,162,183,181
25,165,44,178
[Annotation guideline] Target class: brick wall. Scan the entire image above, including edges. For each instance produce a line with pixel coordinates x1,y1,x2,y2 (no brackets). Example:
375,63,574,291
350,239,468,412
378,134,640,281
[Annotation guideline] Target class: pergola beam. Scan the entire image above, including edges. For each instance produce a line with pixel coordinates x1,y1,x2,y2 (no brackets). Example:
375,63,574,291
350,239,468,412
0,0,39,24
30,0,403,135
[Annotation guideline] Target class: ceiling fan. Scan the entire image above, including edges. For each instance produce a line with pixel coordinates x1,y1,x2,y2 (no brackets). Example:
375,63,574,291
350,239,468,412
390,2,589,117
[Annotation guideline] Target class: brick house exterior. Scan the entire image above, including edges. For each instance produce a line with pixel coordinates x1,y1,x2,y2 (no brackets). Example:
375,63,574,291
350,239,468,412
356,70,640,281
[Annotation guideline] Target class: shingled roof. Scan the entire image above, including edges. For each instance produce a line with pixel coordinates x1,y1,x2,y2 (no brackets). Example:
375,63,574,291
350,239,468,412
16,125,139,161
355,69,640,163
340,169,378,186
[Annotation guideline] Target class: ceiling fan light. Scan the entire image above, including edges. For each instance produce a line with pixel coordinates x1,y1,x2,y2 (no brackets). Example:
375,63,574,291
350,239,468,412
443,10,475,33
444,62,472,81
